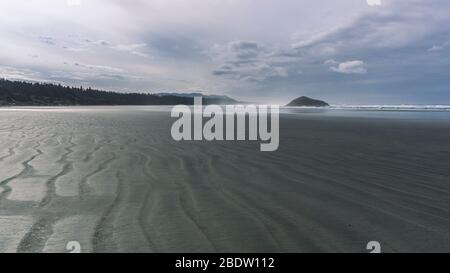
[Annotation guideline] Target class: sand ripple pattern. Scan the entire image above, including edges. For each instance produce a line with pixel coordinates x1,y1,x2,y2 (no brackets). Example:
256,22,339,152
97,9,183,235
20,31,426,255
1,108,450,252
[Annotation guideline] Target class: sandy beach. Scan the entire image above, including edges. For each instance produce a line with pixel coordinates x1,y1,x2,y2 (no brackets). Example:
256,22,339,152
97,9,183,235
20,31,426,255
1,107,450,253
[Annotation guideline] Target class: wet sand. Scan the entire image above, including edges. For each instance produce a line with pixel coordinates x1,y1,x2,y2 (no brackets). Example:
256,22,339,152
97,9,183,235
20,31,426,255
1,107,450,253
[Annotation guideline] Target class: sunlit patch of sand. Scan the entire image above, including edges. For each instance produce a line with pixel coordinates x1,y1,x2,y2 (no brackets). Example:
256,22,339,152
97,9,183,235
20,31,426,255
7,177,49,202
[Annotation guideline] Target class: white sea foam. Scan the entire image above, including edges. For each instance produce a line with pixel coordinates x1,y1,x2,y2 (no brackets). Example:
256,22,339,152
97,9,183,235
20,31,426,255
330,105,450,111
284,105,450,111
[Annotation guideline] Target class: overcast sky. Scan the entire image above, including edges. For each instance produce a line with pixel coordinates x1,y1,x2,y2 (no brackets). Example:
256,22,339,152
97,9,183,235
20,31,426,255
1,0,449,104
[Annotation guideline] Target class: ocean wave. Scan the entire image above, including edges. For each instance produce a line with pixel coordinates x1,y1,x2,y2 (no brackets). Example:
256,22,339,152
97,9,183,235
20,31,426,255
329,105,450,111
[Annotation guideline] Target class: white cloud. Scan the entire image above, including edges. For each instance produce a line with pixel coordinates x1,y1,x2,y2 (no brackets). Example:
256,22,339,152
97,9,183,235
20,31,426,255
66,0,81,7
0,66,43,82
324,59,338,66
366,0,382,6
428,42,449,52
330,60,368,74
72,62,125,73
111,43,149,57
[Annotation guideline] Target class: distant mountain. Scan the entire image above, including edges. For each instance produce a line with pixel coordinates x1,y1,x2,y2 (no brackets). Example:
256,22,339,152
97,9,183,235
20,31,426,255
287,96,329,107
155,92,237,103
155,92,204,98
0,79,238,106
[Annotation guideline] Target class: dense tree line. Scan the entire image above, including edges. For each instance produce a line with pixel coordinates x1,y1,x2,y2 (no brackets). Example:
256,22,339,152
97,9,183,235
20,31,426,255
0,79,236,106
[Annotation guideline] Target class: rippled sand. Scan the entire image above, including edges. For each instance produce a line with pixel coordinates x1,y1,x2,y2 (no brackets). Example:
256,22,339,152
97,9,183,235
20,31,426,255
1,107,450,253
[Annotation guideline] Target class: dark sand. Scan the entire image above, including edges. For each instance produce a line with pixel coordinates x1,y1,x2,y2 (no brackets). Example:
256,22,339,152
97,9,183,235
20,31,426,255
1,107,450,252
